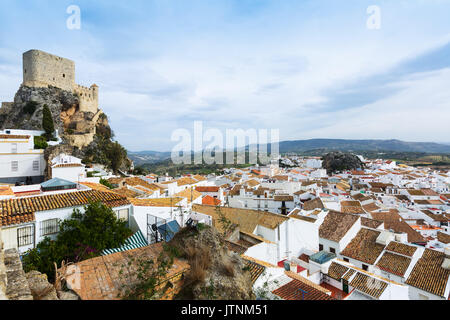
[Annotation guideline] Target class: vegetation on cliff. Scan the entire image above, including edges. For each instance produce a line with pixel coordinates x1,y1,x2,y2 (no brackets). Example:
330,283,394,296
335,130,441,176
120,225,255,300
42,104,55,140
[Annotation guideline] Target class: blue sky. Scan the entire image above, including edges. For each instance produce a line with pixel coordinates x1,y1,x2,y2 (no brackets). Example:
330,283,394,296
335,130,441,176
0,0,450,151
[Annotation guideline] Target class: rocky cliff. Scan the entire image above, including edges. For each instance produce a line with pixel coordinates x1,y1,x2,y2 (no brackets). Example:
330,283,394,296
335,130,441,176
0,85,131,174
168,225,255,300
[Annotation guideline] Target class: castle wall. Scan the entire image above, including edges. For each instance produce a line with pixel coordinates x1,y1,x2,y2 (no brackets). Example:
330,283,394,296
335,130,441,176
22,50,75,92
74,84,99,113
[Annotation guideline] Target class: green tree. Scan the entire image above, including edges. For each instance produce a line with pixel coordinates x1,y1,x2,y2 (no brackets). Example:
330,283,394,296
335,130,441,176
42,104,55,140
107,141,127,174
22,201,132,282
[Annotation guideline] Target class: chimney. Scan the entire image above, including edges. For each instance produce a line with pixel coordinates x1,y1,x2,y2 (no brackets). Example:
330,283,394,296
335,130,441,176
442,246,450,270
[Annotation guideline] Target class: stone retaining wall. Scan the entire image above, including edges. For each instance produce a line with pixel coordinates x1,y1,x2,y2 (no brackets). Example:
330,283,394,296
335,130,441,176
0,227,7,300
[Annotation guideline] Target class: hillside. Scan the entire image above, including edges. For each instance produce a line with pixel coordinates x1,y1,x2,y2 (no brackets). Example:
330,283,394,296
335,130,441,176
127,151,172,165
276,139,450,154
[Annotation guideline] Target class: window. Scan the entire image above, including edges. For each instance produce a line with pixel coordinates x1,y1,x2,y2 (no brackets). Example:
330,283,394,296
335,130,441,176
117,209,129,222
343,258,349,263
33,160,39,172
319,244,324,251
40,219,59,236
11,161,18,172
11,143,17,153
17,226,34,247
329,247,336,254
362,264,369,271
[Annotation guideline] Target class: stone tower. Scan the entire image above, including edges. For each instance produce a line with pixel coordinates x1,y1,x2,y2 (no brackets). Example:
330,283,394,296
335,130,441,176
23,50,75,92
22,50,99,114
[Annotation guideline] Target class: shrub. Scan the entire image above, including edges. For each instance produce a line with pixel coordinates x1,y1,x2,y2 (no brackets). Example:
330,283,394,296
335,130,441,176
100,178,114,189
34,135,48,149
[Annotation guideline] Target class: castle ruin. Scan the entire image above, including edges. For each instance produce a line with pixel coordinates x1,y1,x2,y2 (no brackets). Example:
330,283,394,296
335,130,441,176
22,50,99,114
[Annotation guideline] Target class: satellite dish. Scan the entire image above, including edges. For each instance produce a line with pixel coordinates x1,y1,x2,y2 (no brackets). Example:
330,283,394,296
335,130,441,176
151,223,157,231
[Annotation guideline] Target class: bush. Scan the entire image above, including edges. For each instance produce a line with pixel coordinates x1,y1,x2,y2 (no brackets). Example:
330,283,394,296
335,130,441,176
100,178,114,189
34,136,48,149
87,171,99,178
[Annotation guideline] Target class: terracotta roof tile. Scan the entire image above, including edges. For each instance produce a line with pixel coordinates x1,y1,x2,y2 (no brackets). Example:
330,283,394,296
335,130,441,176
371,211,425,244
327,262,349,281
341,228,385,265
319,211,359,242
405,249,450,297
0,190,129,227
272,278,334,300
195,186,220,192
350,272,388,299
376,252,412,276
437,232,450,244
385,242,417,257
192,204,288,234
242,259,266,284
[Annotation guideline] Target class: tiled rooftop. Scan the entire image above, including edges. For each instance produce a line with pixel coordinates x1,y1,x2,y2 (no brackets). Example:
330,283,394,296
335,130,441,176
405,249,450,298
341,228,385,265
192,204,288,234
272,278,334,300
385,241,417,257
67,243,190,300
349,272,388,299
319,210,359,243
376,252,412,276
0,190,129,227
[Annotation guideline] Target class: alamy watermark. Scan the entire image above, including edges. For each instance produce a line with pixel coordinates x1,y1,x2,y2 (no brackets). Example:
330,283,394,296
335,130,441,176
367,5,381,30
66,5,81,30
171,121,279,165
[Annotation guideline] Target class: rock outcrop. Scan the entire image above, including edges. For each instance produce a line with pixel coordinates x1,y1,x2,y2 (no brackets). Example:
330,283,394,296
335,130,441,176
0,234,79,300
0,85,131,174
26,270,59,300
322,151,364,174
3,249,33,300
169,226,255,300
0,85,108,149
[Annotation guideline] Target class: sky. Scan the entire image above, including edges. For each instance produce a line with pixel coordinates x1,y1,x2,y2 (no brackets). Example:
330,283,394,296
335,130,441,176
0,0,449,152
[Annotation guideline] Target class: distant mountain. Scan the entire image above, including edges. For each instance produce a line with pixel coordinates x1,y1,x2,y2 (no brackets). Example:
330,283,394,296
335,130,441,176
275,139,450,154
127,150,171,165
129,139,450,166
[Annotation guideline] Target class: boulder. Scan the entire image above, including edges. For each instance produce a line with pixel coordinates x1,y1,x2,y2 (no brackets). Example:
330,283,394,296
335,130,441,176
322,151,364,174
26,270,59,300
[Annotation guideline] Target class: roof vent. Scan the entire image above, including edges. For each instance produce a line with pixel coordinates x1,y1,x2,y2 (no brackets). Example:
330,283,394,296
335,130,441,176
376,230,393,246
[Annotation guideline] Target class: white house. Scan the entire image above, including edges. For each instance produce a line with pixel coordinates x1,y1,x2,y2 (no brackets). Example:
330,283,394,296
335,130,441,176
0,189,131,254
0,129,46,184
50,153,86,182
